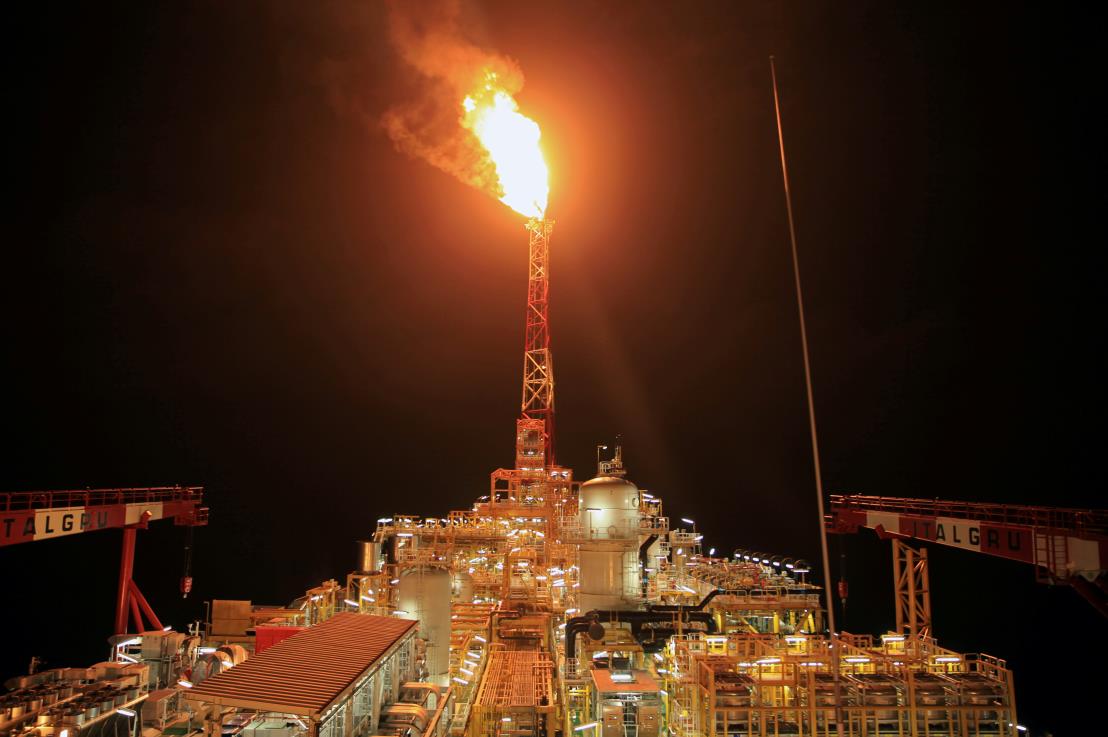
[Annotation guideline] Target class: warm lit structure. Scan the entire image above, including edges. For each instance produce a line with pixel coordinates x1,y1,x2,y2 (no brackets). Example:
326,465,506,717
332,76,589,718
186,613,419,737
829,494,1108,619
0,486,208,634
518,218,556,470
0,54,1036,737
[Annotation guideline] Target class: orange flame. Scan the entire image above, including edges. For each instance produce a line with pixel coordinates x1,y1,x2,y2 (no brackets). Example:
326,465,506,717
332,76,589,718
462,72,549,219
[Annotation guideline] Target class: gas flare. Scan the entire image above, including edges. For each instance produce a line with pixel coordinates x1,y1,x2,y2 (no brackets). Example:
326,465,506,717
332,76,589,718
462,71,549,219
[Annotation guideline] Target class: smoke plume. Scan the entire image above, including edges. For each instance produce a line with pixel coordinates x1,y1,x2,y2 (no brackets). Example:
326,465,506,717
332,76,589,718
382,0,524,198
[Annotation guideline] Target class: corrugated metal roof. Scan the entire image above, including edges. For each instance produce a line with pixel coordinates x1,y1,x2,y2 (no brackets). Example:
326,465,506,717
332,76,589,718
187,613,417,717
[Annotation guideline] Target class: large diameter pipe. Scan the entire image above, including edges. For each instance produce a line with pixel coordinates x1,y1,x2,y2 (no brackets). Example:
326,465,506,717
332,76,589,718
565,608,718,661
645,589,727,613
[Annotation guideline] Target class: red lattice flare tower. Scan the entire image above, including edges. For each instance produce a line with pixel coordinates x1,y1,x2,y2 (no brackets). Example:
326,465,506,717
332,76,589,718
515,218,555,472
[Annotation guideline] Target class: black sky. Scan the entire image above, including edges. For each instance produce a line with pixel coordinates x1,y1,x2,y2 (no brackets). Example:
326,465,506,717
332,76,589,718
4,2,1104,733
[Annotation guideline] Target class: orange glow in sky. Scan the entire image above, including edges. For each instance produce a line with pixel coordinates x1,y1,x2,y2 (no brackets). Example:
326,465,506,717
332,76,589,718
462,71,549,219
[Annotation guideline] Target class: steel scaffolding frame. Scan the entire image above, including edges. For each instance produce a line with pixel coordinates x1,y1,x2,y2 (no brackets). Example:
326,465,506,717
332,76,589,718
519,218,556,467
892,539,932,640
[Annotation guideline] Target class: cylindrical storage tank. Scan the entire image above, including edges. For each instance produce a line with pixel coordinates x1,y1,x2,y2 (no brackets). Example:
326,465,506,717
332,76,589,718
356,540,382,573
452,571,474,601
579,549,623,611
397,566,452,684
578,476,642,611
670,531,688,575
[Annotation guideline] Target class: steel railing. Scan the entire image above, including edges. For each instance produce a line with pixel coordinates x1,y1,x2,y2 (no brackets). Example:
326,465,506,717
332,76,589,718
0,486,204,513
831,493,1108,536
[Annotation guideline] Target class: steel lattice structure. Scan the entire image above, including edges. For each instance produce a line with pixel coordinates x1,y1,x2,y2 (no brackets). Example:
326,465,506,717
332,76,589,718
518,218,555,469
828,493,1108,617
0,485,207,634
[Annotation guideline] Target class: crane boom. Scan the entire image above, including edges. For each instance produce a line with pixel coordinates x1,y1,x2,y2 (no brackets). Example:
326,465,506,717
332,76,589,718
1,485,207,634
828,493,1108,617
1,486,207,546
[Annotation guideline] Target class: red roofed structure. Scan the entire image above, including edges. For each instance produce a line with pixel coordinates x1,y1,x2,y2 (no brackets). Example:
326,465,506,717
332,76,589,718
186,613,418,735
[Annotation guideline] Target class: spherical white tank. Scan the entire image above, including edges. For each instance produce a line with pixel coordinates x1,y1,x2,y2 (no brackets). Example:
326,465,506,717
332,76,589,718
578,476,642,611
579,476,640,539
397,567,452,683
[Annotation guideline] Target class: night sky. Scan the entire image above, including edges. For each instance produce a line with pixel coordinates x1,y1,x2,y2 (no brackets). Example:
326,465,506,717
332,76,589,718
4,2,1103,734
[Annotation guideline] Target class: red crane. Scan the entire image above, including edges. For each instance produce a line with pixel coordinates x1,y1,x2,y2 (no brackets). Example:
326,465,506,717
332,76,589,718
1,486,208,634
828,493,1108,620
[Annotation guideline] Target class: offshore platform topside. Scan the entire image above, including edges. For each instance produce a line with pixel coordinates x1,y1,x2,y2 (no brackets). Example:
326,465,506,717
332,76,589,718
1,216,1048,737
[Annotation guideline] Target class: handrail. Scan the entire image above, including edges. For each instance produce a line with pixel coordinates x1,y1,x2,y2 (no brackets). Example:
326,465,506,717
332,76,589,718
0,486,203,513
831,493,1108,536
423,684,455,737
